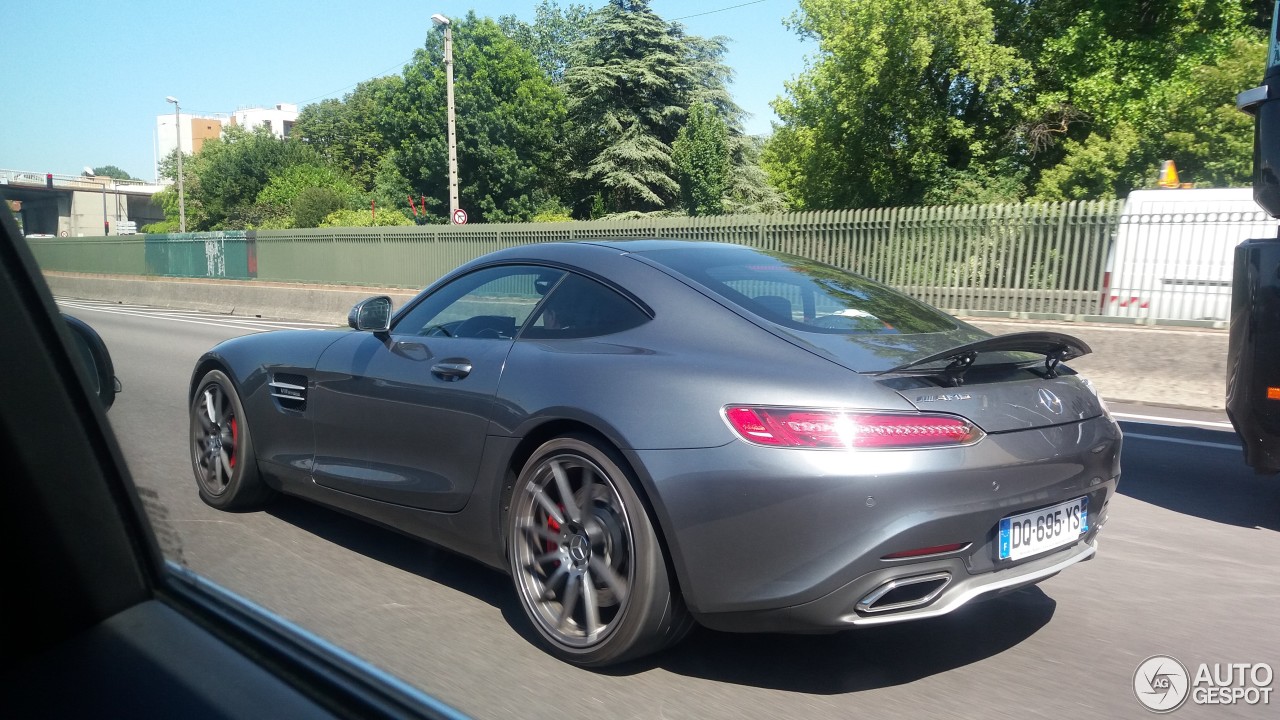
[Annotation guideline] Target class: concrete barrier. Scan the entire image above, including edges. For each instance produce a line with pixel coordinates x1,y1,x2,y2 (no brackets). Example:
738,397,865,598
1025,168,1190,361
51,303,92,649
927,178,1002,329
45,271,1228,410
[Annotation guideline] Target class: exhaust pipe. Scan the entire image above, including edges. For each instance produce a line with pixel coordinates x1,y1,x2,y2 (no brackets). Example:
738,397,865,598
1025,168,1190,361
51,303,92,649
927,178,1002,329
856,572,952,614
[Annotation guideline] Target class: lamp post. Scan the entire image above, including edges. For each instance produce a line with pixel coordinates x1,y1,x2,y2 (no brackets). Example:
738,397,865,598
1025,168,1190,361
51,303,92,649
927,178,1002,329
165,96,187,233
432,13,460,220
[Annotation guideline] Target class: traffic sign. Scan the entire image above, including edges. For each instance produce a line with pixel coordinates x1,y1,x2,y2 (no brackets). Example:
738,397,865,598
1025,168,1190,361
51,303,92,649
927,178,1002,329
451,208,468,225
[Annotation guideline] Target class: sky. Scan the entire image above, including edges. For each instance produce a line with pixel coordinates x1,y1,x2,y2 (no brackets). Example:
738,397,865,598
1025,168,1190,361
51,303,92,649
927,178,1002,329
2,0,814,181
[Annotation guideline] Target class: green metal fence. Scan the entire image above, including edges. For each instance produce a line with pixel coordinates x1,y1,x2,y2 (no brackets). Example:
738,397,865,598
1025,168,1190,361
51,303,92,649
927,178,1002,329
27,236,147,276
31,201,1124,315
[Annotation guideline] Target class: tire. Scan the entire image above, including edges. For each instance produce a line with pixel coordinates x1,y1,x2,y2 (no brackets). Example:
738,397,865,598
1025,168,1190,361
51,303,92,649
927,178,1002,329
506,434,691,667
190,369,274,511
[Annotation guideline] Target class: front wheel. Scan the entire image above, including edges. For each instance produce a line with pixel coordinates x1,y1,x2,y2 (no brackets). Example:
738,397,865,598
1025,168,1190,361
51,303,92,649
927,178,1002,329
506,435,690,666
190,369,274,511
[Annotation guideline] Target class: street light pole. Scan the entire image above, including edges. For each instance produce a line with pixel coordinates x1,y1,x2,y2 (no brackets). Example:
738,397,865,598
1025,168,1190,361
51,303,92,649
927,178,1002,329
432,13,460,220
166,96,187,233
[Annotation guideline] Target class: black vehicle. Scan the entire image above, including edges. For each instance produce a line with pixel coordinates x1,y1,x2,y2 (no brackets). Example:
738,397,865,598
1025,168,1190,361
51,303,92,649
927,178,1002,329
1229,1,1280,475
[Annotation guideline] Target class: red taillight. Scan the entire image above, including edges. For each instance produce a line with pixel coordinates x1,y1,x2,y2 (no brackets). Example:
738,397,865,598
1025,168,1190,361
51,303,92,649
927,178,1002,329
883,542,969,559
723,406,983,449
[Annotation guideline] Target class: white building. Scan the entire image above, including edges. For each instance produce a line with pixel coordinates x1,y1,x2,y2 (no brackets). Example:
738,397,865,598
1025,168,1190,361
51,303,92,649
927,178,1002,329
154,112,227,180
153,103,299,181
231,103,299,139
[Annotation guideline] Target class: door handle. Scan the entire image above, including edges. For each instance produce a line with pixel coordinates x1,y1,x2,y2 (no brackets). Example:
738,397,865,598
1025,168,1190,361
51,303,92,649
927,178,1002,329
431,360,472,381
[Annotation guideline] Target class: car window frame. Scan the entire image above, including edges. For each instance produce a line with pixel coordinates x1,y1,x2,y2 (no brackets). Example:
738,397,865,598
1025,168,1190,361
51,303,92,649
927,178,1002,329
391,260,656,342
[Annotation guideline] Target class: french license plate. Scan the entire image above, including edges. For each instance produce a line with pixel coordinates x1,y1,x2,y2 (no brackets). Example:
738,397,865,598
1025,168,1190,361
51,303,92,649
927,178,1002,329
998,497,1088,561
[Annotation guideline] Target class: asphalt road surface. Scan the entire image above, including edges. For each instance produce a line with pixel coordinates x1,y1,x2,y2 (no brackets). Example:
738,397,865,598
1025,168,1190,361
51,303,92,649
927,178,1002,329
62,297,1280,719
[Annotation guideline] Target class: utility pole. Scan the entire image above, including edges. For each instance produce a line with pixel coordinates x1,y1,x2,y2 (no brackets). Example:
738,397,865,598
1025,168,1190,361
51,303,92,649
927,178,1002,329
432,14,460,219
166,96,187,232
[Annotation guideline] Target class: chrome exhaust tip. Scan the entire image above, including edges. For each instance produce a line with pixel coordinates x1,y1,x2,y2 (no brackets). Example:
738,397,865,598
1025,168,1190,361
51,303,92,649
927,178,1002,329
856,572,952,614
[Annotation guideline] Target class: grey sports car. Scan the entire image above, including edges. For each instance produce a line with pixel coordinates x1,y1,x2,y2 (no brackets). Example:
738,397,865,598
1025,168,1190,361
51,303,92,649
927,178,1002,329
189,240,1121,666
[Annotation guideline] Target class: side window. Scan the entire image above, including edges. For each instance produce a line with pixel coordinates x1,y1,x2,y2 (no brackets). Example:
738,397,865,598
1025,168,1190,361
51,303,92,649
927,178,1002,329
522,273,650,339
394,265,564,339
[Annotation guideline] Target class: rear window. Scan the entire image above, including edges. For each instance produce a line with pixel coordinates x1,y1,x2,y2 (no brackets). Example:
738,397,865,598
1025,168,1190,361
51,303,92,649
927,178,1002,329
640,246,956,335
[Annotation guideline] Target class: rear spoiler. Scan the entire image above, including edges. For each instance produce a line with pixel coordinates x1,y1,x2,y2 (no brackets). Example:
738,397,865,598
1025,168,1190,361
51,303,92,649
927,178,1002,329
878,331,1092,386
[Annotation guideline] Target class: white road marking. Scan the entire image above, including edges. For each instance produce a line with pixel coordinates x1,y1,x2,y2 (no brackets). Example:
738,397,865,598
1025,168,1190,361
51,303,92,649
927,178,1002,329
1122,432,1241,451
56,298,329,333
1112,412,1233,430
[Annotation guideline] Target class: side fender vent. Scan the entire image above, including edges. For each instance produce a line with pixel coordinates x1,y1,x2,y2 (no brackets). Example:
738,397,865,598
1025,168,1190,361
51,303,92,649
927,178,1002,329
269,373,308,411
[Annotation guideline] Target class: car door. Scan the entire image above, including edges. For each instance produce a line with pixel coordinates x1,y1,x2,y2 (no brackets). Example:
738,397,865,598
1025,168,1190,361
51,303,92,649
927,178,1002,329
309,264,563,512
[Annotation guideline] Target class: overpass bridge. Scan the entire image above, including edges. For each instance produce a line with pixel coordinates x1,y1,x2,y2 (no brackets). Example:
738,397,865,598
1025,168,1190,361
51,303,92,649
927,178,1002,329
1,169,165,237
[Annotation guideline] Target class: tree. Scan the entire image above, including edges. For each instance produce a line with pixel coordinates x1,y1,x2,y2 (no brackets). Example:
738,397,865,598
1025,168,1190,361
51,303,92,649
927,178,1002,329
564,0,738,214
83,165,135,180
765,0,1263,208
292,187,348,228
255,163,362,227
724,135,787,214
1026,1,1262,198
186,125,324,229
291,76,403,191
499,1,595,84
764,0,1028,210
672,102,730,215
382,14,568,222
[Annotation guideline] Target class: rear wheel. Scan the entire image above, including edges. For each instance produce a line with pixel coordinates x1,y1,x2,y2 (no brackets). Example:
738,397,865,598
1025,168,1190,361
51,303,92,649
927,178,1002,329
506,435,690,666
190,369,273,510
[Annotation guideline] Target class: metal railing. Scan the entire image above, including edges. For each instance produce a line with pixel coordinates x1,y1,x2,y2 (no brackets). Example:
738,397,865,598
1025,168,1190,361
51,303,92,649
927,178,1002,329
27,201,1127,315
0,168,162,191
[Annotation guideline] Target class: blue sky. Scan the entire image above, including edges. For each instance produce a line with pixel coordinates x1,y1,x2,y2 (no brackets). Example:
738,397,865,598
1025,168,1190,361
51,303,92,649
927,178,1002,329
2,0,813,180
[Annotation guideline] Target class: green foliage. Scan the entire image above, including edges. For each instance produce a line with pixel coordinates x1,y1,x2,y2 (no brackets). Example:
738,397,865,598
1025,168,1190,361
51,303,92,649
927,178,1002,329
765,0,1027,210
255,163,361,223
140,220,180,234
383,14,568,223
724,135,787,214
291,76,402,191
292,187,347,228
767,0,1264,208
672,102,730,215
187,125,325,229
319,207,414,227
564,0,738,214
1028,0,1260,198
84,165,135,180
499,1,594,83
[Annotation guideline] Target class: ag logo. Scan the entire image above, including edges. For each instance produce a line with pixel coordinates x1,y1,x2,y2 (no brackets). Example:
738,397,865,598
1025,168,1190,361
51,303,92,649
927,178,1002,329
1134,655,1190,713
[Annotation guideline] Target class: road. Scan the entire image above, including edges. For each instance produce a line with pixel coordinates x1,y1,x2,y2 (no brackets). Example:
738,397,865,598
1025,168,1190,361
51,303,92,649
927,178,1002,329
62,297,1280,719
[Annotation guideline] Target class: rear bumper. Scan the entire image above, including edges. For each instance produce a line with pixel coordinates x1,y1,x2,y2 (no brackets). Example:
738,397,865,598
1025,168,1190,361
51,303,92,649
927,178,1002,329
634,415,1120,631
692,537,1097,633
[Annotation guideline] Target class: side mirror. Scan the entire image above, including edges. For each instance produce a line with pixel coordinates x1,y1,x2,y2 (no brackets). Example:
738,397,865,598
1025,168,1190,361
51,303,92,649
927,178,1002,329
348,296,393,332
62,314,121,411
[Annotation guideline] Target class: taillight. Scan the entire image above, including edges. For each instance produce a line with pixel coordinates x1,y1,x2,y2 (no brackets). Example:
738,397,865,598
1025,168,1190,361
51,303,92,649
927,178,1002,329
723,406,983,449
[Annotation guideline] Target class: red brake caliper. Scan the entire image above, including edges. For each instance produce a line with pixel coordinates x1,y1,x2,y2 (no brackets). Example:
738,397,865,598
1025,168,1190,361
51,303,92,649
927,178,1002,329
229,417,238,468
546,512,562,566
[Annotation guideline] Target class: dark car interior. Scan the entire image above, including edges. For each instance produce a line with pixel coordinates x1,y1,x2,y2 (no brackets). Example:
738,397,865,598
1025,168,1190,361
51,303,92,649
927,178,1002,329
0,199,464,719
